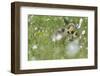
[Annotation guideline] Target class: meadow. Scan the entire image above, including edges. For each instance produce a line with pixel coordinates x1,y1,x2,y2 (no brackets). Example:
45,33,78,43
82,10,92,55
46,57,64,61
28,15,88,60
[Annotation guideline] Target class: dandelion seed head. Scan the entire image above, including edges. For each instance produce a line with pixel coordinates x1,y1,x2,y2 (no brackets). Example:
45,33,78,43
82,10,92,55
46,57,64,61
66,39,80,57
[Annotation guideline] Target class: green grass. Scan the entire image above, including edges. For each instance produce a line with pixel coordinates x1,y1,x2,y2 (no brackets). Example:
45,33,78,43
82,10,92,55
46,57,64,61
28,15,88,60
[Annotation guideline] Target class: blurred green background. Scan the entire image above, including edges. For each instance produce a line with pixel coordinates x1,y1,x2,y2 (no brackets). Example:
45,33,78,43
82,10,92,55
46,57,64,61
28,15,88,60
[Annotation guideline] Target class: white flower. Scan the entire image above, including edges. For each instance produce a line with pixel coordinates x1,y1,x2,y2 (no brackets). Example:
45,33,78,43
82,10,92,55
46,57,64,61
30,22,33,25
79,18,83,26
52,34,63,42
66,39,80,57
82,30,85,35
56,34,62,40
34,27,38,30
52,37,56,42
76,24,81,29
80,45,83,48
32,45,38,49
76,18,83,29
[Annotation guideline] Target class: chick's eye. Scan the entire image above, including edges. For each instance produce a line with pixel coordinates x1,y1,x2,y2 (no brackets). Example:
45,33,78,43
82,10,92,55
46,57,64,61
61,28,65,32
67,31,70,34
73,32,78,37
71,31,74,34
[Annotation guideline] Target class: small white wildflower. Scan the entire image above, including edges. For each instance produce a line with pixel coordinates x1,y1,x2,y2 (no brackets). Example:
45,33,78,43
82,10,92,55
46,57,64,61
52,37,56,42
56,34,62,40
34,27,38,30
80,45,83,48
82,30,85,35
32,45,38,49
76,24,81,29
52,34,63,42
